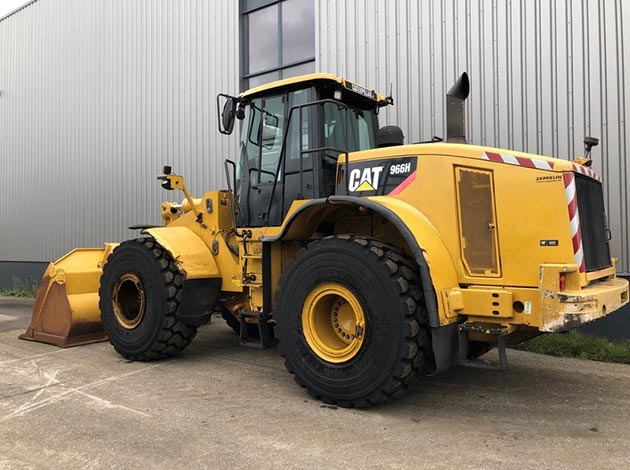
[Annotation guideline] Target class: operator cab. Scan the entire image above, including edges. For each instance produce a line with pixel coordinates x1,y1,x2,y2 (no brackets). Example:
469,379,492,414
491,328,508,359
219,74,392,227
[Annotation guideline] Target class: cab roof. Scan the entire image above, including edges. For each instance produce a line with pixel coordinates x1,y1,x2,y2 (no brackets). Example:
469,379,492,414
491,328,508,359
240,73,388,104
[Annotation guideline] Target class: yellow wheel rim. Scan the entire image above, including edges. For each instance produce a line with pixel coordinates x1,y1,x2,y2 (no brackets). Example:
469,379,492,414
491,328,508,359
112,273,146,330
302,282,366,363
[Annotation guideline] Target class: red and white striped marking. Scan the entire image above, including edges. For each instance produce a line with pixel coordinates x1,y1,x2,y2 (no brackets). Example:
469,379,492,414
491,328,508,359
563,172,586,273
483,151,602,182
571,163,601,182
483,151,555,170
482,150,597,273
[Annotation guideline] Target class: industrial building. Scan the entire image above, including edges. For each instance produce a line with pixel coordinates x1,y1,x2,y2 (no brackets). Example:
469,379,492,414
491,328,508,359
1,0,628,291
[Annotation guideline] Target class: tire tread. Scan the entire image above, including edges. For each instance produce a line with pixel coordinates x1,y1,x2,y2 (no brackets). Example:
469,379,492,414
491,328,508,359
276,235,432,408
100,238,197,361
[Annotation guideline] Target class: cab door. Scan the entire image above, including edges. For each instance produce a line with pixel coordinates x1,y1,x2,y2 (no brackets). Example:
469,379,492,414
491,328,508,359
237,94,286,227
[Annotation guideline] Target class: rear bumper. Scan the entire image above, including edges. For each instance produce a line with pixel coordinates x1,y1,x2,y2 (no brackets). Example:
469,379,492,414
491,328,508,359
541,277,629,332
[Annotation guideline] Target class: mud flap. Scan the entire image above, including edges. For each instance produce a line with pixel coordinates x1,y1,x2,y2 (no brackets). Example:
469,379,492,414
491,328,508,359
19,245,116,347
430,323,459,373
177,278,222,326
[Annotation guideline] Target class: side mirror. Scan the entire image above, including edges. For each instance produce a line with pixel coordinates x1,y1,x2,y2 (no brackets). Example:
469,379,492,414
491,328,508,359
217,94,238,135
221,97,236,134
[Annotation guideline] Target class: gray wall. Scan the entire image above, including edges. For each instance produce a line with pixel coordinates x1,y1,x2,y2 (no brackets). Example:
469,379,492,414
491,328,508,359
0,261,47,292
317,0,630,275
580,295,630,343
1,0,629,272
0,0,239,263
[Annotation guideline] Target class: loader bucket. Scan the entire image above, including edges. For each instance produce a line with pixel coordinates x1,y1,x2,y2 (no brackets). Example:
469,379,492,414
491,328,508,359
19,244,117,347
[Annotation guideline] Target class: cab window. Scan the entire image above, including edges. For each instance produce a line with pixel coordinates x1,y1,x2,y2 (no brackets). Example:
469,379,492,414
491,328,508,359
285,87,314,173
323,103,376,153
241,94,286,184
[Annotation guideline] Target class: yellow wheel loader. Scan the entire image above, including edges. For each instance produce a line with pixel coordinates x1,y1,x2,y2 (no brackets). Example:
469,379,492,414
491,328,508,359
21,73,629,407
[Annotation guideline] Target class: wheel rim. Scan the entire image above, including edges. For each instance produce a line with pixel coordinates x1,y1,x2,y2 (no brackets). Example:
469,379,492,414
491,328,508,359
302,282,366,363
112,273,146,329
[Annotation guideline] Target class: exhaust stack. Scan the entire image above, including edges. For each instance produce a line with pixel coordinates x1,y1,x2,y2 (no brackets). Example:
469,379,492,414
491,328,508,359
446,72,470,143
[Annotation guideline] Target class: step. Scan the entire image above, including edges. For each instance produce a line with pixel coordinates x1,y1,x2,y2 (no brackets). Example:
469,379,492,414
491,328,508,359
238,311,274,349
458,322,512,370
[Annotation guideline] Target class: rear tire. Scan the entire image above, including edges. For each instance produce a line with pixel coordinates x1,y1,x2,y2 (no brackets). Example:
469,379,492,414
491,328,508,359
275,235,431,408
99,238,197,361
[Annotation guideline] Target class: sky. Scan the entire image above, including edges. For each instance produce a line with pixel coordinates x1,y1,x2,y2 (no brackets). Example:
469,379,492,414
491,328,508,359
0,0,29,18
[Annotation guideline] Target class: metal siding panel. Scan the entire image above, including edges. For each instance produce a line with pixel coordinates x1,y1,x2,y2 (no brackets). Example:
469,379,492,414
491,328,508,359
0,0,239,263
2,0,629,275
315,0,629,274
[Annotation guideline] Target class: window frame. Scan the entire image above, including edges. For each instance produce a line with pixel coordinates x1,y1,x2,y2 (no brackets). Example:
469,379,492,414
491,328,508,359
239,93,287,186
241,0,316,91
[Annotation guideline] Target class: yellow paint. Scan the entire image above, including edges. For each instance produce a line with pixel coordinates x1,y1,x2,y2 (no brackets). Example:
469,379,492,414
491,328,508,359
454,166,501,277
362,196,461,324
540,266,629,332
144,226,220,279
53,246,117,295
240,72,388,103
181,197,202,214
28,78,629,351
343,143,585,288
159,190,242,292
21,245,116,347
112,272,145,330
324,141,626,329
301,282,366,363
448,287,514,318
160,173,201,219
355,180,376,191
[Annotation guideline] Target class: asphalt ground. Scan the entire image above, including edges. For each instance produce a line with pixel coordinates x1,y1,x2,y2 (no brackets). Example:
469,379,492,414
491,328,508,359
1,296,630,470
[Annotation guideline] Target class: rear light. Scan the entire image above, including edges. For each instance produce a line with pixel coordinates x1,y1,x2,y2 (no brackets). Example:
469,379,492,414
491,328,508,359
559,274,566,291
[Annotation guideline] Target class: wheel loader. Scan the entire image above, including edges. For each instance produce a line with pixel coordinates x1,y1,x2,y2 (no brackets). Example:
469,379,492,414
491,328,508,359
20,73,629,407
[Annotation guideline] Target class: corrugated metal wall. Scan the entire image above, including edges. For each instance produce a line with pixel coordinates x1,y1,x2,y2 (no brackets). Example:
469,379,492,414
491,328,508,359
317,0,630,275
2,0,629,275
0,0,239,262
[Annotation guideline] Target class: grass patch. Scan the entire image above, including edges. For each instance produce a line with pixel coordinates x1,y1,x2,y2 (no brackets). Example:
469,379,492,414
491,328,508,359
0,276,38,298
516,330,630,364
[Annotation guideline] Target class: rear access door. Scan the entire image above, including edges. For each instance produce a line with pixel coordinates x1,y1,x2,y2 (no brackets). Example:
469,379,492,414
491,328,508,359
455,166,501,277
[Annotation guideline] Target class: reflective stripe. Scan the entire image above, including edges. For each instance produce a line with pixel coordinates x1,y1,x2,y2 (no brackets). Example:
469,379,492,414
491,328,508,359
482,152,554,171
572,163,602,182
563,172,586,273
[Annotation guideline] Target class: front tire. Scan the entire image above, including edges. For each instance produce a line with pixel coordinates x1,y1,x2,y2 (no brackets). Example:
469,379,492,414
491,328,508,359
99,238,197,361
275,235,431,408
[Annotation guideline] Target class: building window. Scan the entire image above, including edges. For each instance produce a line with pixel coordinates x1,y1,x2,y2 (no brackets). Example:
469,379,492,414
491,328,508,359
242,0,315,90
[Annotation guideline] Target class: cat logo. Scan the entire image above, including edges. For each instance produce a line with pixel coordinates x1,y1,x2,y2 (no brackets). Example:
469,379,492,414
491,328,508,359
349,166,384,192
